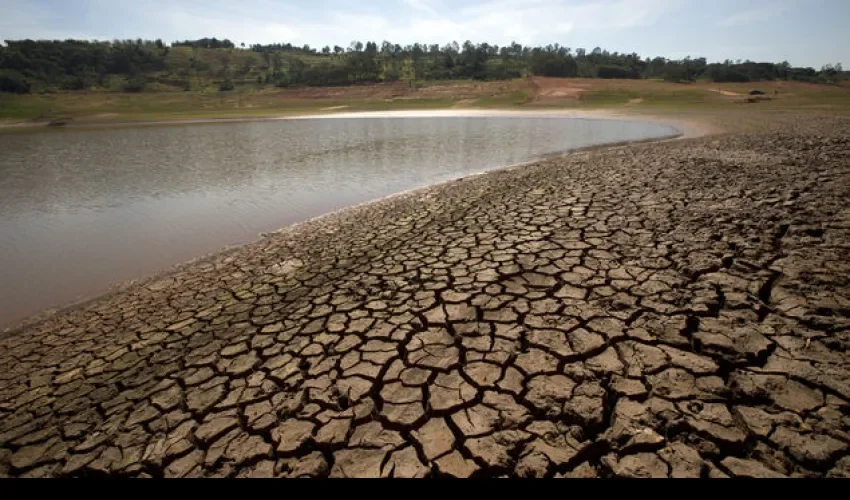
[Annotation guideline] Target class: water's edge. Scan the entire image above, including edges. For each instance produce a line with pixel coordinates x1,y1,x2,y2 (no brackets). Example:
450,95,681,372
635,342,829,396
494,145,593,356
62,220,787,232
1,108,715,139
0,114,703,337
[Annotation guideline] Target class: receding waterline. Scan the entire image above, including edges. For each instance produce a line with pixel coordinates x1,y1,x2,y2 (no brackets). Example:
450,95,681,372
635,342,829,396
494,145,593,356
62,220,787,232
0,114,680,329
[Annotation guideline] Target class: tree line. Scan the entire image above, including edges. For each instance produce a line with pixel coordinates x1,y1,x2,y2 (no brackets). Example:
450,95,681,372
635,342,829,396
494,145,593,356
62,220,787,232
0,38,845,94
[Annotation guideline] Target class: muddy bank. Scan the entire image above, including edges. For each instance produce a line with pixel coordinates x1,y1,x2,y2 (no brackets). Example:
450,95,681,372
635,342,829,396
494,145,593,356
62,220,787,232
1,112,849,478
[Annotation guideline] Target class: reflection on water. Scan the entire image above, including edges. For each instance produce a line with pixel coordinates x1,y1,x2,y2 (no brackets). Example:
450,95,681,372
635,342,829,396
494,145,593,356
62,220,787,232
0,115,678,328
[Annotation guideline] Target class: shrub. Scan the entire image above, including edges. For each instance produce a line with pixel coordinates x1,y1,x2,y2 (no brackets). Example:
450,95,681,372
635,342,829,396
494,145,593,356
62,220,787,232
303,63,350,86
529,52,578,78
122,78,146,92
0,70,31,94
709,67,750,83
597,66,634,79
61,75,90,90
662,66,691,83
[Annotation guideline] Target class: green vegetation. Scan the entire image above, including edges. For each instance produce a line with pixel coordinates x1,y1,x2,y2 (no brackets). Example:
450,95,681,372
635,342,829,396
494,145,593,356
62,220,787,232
1,38,846,96
1,37,849,126
218,79,235,92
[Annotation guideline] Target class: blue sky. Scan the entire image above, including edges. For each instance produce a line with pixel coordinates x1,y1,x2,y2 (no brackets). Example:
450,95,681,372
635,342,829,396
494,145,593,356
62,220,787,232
1,0,847,68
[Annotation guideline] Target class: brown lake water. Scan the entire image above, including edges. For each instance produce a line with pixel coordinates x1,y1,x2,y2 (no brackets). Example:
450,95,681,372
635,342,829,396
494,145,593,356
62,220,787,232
0,113,679,330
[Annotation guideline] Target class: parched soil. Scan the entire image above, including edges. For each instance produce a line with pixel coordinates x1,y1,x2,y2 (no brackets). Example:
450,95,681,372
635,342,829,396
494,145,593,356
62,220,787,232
412,80,527,100
529,76,588,101
1,113,850,478
526,77,848,108
709,89,742,97
253,79,527,102
258,82,412,100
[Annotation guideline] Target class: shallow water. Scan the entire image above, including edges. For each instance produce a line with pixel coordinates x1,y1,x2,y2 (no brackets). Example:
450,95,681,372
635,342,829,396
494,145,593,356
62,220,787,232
0,114,679,329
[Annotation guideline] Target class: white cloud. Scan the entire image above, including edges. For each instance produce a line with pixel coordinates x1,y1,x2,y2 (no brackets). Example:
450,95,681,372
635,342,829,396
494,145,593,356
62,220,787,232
458,0,685,31
161,9,301,43
0,0,106,40
717,0,798,27
3,0,841,67
286,0,686,48
717,10,763,27
403,0,439,17
1,0,688,48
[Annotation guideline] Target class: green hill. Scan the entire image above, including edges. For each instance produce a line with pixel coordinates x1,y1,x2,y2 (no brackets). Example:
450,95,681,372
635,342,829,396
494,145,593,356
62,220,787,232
1,38,844,95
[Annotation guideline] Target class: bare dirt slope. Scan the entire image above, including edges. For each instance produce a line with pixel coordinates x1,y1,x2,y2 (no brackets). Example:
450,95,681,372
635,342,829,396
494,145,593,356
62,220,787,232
529,76,587,102
526,77,846,107
261,79,527,101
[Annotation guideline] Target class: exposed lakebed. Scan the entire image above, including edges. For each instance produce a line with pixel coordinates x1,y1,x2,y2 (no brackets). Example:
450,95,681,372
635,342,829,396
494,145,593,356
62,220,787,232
0,112,679,329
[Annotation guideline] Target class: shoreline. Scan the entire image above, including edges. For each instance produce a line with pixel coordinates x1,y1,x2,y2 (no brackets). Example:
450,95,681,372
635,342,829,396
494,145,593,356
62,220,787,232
2,111,848,478
0,107,719,138
0,111,714,336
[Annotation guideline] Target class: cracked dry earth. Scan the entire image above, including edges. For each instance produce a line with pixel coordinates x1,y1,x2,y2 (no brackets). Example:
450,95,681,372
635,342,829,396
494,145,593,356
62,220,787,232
2,114,850,479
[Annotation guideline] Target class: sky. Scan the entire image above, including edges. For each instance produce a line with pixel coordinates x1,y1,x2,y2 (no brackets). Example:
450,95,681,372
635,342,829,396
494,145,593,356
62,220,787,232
1,0,847,68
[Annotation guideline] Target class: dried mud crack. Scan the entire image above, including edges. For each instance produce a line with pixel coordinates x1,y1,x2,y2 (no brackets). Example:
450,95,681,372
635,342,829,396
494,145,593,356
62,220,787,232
2,113,850,478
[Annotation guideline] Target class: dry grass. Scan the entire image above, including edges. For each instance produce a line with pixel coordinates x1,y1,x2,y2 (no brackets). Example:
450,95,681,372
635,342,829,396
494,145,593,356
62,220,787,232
2,77,849,128
525,77,850,112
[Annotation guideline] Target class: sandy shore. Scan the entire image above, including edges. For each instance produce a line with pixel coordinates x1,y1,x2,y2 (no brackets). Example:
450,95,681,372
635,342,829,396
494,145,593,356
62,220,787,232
283,109,718,139
1,111,849,478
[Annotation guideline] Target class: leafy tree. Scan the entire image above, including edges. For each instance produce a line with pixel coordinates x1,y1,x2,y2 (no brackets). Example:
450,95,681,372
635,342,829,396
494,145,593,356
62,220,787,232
597,65,634,79
218,79,234,91
122,77,146,92
707,65,750,82
0,37,838,94
662,65,688,83
173,38,234,49
0,69,30,93
529,51,577,77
